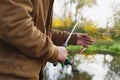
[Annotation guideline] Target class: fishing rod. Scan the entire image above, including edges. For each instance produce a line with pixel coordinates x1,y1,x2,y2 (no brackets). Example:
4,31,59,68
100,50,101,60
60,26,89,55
53,16,87,68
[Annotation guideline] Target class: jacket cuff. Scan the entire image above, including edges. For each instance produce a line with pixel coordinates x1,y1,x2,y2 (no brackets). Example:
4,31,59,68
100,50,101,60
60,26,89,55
68,33,77,45
47,45,58,63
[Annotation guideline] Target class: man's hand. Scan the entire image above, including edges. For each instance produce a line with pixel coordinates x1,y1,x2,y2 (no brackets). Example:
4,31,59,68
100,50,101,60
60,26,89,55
56,46,68,62
76,33,94,47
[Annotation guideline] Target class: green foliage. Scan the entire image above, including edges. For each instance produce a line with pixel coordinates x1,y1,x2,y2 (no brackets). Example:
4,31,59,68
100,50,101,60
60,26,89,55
67,41,120,55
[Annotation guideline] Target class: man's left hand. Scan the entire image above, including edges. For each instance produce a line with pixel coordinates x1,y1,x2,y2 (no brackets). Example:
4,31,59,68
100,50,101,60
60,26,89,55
76,33,94,47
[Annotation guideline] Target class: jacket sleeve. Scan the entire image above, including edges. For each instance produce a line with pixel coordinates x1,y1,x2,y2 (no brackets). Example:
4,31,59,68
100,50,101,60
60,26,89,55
51,29,77,46
0,0,58,62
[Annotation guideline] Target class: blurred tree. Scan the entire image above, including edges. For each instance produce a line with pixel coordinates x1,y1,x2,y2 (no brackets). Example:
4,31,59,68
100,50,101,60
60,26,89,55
111,2,120,41
53,17,64,28
64,14,72,28
53,0,98,34
58,0,97,23
70,0,96,22
83,21,98,38
98,27,105,38
53,15,72,31
102,20,113,42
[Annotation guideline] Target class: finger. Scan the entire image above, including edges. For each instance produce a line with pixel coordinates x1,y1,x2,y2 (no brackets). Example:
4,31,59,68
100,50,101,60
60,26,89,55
85,39,94,43
82,36,94,42
77,35,93,41
79,47,87,54
77,38,94,45
77,41,88,47
84,41,93,45
77,39,92,46
81,36,93,41
82,37,93,41
83,38,94,45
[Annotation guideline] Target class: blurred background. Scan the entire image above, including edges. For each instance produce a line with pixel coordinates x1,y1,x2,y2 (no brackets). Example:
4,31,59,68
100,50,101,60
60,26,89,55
44,0,120,80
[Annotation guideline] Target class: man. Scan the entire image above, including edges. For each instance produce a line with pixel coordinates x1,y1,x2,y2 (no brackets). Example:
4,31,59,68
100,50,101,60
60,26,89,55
0,0,93,80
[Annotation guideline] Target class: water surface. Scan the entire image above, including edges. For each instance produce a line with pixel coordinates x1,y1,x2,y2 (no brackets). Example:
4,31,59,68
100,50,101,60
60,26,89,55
45,54,120,80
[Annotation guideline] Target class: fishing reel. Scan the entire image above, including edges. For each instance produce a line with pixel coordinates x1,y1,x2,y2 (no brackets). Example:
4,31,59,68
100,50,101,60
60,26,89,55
53,55,73,68
63,55,73,66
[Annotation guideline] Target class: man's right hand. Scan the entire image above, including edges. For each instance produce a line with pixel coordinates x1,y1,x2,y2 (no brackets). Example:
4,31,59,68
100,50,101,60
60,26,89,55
57,46,68,63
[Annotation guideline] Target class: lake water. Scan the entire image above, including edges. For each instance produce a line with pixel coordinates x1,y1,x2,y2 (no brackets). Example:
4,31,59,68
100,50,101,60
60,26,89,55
44,54,120,80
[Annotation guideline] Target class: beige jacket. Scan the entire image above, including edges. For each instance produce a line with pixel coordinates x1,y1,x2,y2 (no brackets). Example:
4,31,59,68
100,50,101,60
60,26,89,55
0,0,77,80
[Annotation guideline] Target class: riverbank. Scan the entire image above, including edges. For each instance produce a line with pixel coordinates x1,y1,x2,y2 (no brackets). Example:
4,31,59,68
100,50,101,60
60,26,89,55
67,41,120,56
